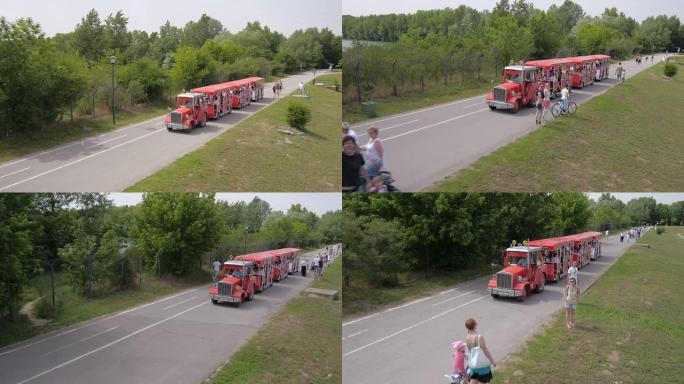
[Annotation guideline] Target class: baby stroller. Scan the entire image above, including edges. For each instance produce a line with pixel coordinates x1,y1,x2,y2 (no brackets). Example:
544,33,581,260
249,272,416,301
444,372,466,384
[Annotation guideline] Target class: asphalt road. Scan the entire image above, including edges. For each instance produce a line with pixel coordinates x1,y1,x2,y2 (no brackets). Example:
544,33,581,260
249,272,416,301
0,247,331,384
342,233,645,384
352,54,667,191
0,71,318,192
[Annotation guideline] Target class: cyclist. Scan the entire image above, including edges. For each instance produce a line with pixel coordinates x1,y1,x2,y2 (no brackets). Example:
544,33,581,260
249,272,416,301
560,85,569,114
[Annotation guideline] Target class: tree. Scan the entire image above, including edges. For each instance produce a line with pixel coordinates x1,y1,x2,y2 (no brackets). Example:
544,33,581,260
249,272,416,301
170,46,217,90
0,194,35,320
625,197,657,225
121,58,167,101
181,14,224,48
528,11,562,58
104,11,130,54
73,9,104,65
132,193,222,276
547,0,586,35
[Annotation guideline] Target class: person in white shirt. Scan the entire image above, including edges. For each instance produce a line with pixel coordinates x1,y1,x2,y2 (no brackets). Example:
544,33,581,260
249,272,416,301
342,122,359,146
567,261,579,285
212,259,222,282
560,86,569,114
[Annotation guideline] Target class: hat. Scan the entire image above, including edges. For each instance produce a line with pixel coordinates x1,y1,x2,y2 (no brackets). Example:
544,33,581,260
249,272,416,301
451,340,465,351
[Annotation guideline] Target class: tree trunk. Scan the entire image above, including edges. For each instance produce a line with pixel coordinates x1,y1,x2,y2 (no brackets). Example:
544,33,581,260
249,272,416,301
355,61,362,102
391,59,398,97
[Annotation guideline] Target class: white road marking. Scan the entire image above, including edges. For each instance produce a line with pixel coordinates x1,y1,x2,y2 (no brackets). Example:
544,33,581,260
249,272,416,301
16,301,210,384
0,287,201,357
384,296,432,312
162,296,197,310
342,295,489,358
86,135,127,149
44,326,119,356
352,95,484,128
343,313,379,327
0,167,30,180
0,128,165,191
464,102,484,109
383,108,489,142
357,120,420,137
431,290,476,307
346,329,369,339
439,288,455,295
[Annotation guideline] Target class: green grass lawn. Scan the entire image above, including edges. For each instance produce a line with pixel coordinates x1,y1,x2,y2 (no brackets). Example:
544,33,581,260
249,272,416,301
0,103,168,164
343,81,491,124
208,256,341,384
343,264,493,318
127,74,341,192
435,59,684,191
492,227,684,384
0,269,209,348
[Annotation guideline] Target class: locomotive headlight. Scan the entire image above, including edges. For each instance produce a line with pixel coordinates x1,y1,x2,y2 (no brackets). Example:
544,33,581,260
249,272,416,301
517,276,523,282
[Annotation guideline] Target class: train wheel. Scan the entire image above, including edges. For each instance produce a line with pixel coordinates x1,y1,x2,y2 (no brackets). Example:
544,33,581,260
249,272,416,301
516,287,529,302
211,299,218,304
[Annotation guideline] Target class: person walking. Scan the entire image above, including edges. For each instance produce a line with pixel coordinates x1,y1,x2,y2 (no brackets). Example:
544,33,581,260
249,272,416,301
361,127,384,177
620,232,624,242
464,318,496,383
563,278,580,329
300,258,308,277
342,122,359,146
534,87,544,125
451,340,467,383
212,259,222,282
621,67,626,83
615,62,623,84
272,84,277,98
543,83,551,122
567,261,579,285
342,136,371,192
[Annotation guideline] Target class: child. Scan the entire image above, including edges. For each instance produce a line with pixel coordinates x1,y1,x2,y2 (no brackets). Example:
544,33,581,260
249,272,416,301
368,176,387,193
451,340,467,383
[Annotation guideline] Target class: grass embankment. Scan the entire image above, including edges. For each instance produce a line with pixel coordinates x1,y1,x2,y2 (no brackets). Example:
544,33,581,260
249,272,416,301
492,227,684,384
436,58,684,191
0,270,209,348
127,74,341,192
0,103,168,164
343,264,493,317
208,256,341,384
343,82,491,124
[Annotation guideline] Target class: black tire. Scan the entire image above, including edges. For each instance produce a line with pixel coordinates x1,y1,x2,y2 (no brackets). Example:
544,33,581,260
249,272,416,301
568,102,577,115
516,287,529,302
211,299,218,304
167,127,172,132
489,105,496,110
491,294,500,299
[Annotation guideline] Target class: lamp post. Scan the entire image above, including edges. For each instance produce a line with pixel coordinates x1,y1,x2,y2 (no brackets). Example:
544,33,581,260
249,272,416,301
243,226,249,254
110,56,116,125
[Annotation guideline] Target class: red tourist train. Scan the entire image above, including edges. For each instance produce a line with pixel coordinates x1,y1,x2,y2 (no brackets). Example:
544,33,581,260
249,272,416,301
487,232,601,301
164,76,265,132
208,248,301,306
486,54,610,113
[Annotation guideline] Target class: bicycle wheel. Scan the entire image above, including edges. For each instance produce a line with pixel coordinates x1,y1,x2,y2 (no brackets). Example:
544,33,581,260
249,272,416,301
551,102,561,117
568,102,577,115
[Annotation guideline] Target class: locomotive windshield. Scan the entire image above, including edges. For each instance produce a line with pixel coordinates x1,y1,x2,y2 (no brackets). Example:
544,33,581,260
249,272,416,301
508,255,528,267
504,71,523,84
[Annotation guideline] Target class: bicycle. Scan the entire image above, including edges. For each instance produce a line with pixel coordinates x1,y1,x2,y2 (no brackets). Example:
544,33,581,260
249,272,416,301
551,93,577,117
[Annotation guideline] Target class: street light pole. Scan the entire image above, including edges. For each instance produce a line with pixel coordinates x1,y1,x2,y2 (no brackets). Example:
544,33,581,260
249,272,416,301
243,226,248,254
110,56,116,125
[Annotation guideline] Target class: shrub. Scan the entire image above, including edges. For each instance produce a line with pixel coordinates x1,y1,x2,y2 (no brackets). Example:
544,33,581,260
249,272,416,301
664,63,678,78
34,297,60,319
286,102,311,130
656,227,666,234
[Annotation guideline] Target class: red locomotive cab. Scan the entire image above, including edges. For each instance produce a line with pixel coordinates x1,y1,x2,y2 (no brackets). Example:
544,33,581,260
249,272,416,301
209,261,257,307
164,93,208,132
488,245,546,301
486,66,540,113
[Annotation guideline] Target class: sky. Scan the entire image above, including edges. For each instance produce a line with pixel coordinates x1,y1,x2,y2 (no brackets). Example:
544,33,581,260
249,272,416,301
586,193,684,204
1,0,341,37
342,0,684,22
108,193,341,216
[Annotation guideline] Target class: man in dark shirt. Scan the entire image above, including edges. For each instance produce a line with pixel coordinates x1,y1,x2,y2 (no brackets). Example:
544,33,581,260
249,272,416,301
342,136,371,192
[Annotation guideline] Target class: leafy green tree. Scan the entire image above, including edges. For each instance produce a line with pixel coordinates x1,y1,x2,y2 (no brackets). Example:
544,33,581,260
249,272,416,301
528,11,562,58
73,9,104,66
121,58,167,101
181,14,224,48
625,197,657,225
170,46,217,89
132,193,222,276
0,194,35,320
104,10,130,54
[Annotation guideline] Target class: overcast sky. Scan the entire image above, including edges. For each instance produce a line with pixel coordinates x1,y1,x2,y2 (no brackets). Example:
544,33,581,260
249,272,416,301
586,193,684,204
343,0,684,22
1,0,341,37
109,193,341,216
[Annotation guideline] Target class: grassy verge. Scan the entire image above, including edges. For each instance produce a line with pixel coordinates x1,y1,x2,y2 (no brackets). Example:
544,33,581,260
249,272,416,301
435,59,684,191
127,74,341,192
343,264,493,317
343,82,491,124
208,257,341,384
0,269,209,348
0,103,168,164
492,227,684,384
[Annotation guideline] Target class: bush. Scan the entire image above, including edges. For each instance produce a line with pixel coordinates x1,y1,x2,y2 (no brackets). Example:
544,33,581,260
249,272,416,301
34,297,60,319
656,227,666,234
286,102,312,129
664,63,678,78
